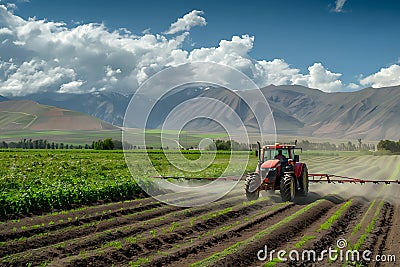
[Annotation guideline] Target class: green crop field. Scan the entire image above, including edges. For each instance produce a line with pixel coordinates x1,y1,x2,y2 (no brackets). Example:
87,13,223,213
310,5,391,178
0,150,137,217
0,149,257,217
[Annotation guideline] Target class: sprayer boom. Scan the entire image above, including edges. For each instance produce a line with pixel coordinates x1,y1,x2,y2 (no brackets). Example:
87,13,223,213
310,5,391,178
308,173,400,184
153,174,400,184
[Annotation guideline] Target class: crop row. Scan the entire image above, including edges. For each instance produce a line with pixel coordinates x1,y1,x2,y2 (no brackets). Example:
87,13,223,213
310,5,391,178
74,199,291,267
0,192,274,266
190,199,325,267
264,198,355,266
260,193,389,266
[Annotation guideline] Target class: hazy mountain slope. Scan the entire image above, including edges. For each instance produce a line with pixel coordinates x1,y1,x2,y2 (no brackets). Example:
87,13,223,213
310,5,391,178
13,92,130,126
260,85,400,140
0,100,117,131
10,85,400,140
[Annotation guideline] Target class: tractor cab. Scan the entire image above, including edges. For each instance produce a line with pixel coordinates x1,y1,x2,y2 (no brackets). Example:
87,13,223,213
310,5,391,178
261,144,299,164
259,144,299,178
245,142,308,202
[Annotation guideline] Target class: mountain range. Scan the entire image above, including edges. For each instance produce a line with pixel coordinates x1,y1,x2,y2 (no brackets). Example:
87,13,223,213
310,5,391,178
1,84,399,140
0,100,116,131
260,85,400,140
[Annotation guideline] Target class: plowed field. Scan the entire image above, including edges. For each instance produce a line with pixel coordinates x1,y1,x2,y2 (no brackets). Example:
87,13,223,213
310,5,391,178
1,155,399,266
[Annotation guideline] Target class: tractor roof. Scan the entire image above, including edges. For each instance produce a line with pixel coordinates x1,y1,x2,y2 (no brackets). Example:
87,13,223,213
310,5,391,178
263,143,296,150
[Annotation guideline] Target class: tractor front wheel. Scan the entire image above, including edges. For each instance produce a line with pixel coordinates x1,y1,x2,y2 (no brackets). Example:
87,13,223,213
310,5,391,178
280,173,295,202
245,173,260,201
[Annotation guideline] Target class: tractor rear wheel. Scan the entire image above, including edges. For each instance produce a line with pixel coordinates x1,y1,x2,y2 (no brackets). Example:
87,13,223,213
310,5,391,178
245,173,260,201
298,166,309,197
280,173,295,202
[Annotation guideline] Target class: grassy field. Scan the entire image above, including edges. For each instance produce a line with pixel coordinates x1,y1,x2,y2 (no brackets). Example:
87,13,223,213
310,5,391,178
0,149,256,217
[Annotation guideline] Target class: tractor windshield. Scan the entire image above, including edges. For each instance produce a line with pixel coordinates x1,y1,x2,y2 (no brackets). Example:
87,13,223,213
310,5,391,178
263,149,290,161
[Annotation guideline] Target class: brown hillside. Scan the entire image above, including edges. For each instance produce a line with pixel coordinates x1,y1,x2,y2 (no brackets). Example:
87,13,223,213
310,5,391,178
0,100,117,131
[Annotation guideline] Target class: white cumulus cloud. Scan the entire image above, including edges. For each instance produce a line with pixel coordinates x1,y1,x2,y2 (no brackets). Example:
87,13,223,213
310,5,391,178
301,63,343,92
59,80,84,93
360,64,400,88
0,5,349,96
347,82,360,90
164,10,206,34
0,59,76,95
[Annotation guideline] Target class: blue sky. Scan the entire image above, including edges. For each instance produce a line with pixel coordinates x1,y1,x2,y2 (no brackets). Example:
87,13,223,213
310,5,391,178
0,0,399,95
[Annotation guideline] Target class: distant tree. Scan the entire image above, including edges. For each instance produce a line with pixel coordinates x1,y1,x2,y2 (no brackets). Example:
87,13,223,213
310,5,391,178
357,138,362,150
377,140,400,153
207,140,231,151
94,140,104,150
103,138,114,150
8,142,17,148
0,141,8,148
112,140,122,150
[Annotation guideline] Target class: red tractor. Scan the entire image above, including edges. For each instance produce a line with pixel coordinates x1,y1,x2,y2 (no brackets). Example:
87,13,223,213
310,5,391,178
245,142,309,202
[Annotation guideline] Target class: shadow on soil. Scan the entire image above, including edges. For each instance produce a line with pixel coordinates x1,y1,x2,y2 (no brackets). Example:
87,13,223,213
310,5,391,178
264,191,345,205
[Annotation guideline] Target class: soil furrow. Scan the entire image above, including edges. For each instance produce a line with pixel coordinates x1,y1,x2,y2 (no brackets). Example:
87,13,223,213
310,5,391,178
0,194,246,258
45,197,279,267
0,201,166,242
0,194,260,266
146,200,332,267
357,201,394,267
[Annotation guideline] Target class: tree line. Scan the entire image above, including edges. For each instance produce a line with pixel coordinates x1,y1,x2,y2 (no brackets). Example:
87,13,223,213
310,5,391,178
0,139,91,149
0,138,166,150
297,139,375,151
0,138,125,150
0,138,251,151
377,140,400,153
3,138,392,152
207,139,250,151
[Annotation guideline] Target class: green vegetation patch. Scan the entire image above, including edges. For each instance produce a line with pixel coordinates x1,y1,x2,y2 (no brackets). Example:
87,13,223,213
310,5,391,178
294,235,316,248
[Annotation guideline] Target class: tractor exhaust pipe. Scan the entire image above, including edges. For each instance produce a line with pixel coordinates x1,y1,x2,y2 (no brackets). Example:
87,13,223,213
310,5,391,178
257,141,261,161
